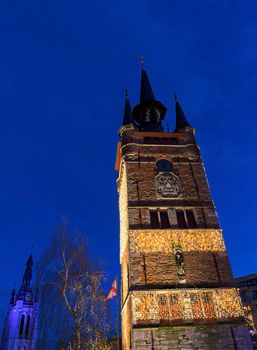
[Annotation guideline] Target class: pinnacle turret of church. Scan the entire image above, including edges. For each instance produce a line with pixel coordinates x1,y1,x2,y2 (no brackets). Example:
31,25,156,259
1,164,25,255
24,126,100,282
122,90,134,126
174,94,193,131
16,254,33,301
9,289,15,305
133,66,167,132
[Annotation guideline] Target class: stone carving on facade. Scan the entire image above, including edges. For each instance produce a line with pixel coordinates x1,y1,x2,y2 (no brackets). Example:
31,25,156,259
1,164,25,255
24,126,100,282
174,246,185,281
156,171,181,198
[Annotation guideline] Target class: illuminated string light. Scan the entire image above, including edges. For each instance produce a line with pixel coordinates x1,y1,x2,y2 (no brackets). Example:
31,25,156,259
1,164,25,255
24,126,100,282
131,289,243,324
129,229,226,254
119,165,129,262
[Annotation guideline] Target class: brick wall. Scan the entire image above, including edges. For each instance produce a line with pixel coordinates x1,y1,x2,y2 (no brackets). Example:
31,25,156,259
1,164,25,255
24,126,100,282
132,324,252,350
117,128,250,349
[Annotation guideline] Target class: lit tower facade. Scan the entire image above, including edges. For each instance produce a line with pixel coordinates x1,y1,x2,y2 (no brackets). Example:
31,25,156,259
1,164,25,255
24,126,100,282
1,255,38,350
116,68,252,349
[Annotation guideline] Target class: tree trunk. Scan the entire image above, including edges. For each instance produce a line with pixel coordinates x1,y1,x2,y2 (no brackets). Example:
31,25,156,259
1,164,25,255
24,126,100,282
75,325,81,350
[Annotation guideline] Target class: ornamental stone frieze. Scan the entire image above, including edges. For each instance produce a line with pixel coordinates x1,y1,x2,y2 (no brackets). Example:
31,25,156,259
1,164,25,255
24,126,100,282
155,171,181,198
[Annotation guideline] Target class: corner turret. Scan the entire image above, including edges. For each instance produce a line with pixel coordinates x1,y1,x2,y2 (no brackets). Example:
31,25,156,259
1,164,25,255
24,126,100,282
174,94,193,132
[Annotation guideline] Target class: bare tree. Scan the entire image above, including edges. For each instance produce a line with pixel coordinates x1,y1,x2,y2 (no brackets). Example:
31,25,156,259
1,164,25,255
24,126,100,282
36,221,111,350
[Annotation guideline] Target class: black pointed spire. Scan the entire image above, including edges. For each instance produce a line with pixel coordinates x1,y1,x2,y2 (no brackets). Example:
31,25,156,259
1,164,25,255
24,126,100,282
140,68,156,103
26,254,33,267
122,90,134,126
133,65,167,132
16,255,33,300
174,94,192,131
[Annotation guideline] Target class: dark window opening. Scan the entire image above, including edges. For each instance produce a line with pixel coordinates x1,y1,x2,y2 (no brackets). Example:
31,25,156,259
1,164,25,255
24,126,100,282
19,315,25,336
25,314,30,337
160,211,170,228
150,211,160,229
150,210,171,229
156,159,173,172
186,210,197,228
176,211,187,228
252,291,257,300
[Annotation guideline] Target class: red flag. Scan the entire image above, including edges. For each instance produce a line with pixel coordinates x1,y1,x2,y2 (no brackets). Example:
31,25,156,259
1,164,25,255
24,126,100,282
105,277,118,301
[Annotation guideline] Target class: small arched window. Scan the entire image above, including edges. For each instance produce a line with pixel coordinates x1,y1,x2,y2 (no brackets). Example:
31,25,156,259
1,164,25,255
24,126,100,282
25,314,30,337
19,315,25,336
156,159,172,172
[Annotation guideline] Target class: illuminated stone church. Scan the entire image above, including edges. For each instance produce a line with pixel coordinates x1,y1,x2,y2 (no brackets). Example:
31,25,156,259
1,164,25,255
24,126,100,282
116,67,252,349
1,255,38,350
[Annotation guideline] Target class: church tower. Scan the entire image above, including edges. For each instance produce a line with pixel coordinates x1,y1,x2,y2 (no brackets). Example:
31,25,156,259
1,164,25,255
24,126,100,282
116,67,252,349
1,255,38,350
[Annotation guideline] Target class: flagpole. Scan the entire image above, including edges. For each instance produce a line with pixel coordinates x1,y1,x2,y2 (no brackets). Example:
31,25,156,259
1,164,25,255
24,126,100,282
116,276,119,350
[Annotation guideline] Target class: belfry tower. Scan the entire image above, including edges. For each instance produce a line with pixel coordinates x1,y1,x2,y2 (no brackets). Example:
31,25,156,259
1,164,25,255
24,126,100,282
1,255,38,350
116,67,252,349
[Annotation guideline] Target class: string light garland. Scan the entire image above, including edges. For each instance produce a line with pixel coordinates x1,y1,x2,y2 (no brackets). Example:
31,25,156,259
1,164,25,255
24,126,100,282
129,229,226,254
131,288,243,324
119,166,129,262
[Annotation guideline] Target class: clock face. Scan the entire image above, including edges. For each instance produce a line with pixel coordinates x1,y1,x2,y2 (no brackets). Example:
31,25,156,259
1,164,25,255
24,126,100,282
25,294,32,302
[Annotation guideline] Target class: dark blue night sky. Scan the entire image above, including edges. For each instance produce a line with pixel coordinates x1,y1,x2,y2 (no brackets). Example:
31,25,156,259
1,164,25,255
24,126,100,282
0,0,257,325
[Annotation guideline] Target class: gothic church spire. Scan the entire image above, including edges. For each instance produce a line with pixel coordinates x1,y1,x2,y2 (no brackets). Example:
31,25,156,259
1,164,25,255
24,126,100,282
16,254,33,300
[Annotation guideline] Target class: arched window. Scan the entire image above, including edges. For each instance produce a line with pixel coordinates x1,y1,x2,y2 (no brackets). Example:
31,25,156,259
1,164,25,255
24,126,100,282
156,159,172,172
25,314,30,337
19,315,25,336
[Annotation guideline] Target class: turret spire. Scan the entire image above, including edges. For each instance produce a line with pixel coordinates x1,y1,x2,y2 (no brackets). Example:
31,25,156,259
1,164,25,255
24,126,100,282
122,89,134,126
174,94,192,131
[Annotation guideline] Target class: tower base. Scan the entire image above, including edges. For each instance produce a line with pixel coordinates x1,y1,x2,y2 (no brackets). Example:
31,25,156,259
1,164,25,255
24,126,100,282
132,324,253,350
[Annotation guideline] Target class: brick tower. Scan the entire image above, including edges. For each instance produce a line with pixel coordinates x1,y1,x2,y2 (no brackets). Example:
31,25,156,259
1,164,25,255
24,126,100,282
116,67,252,349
